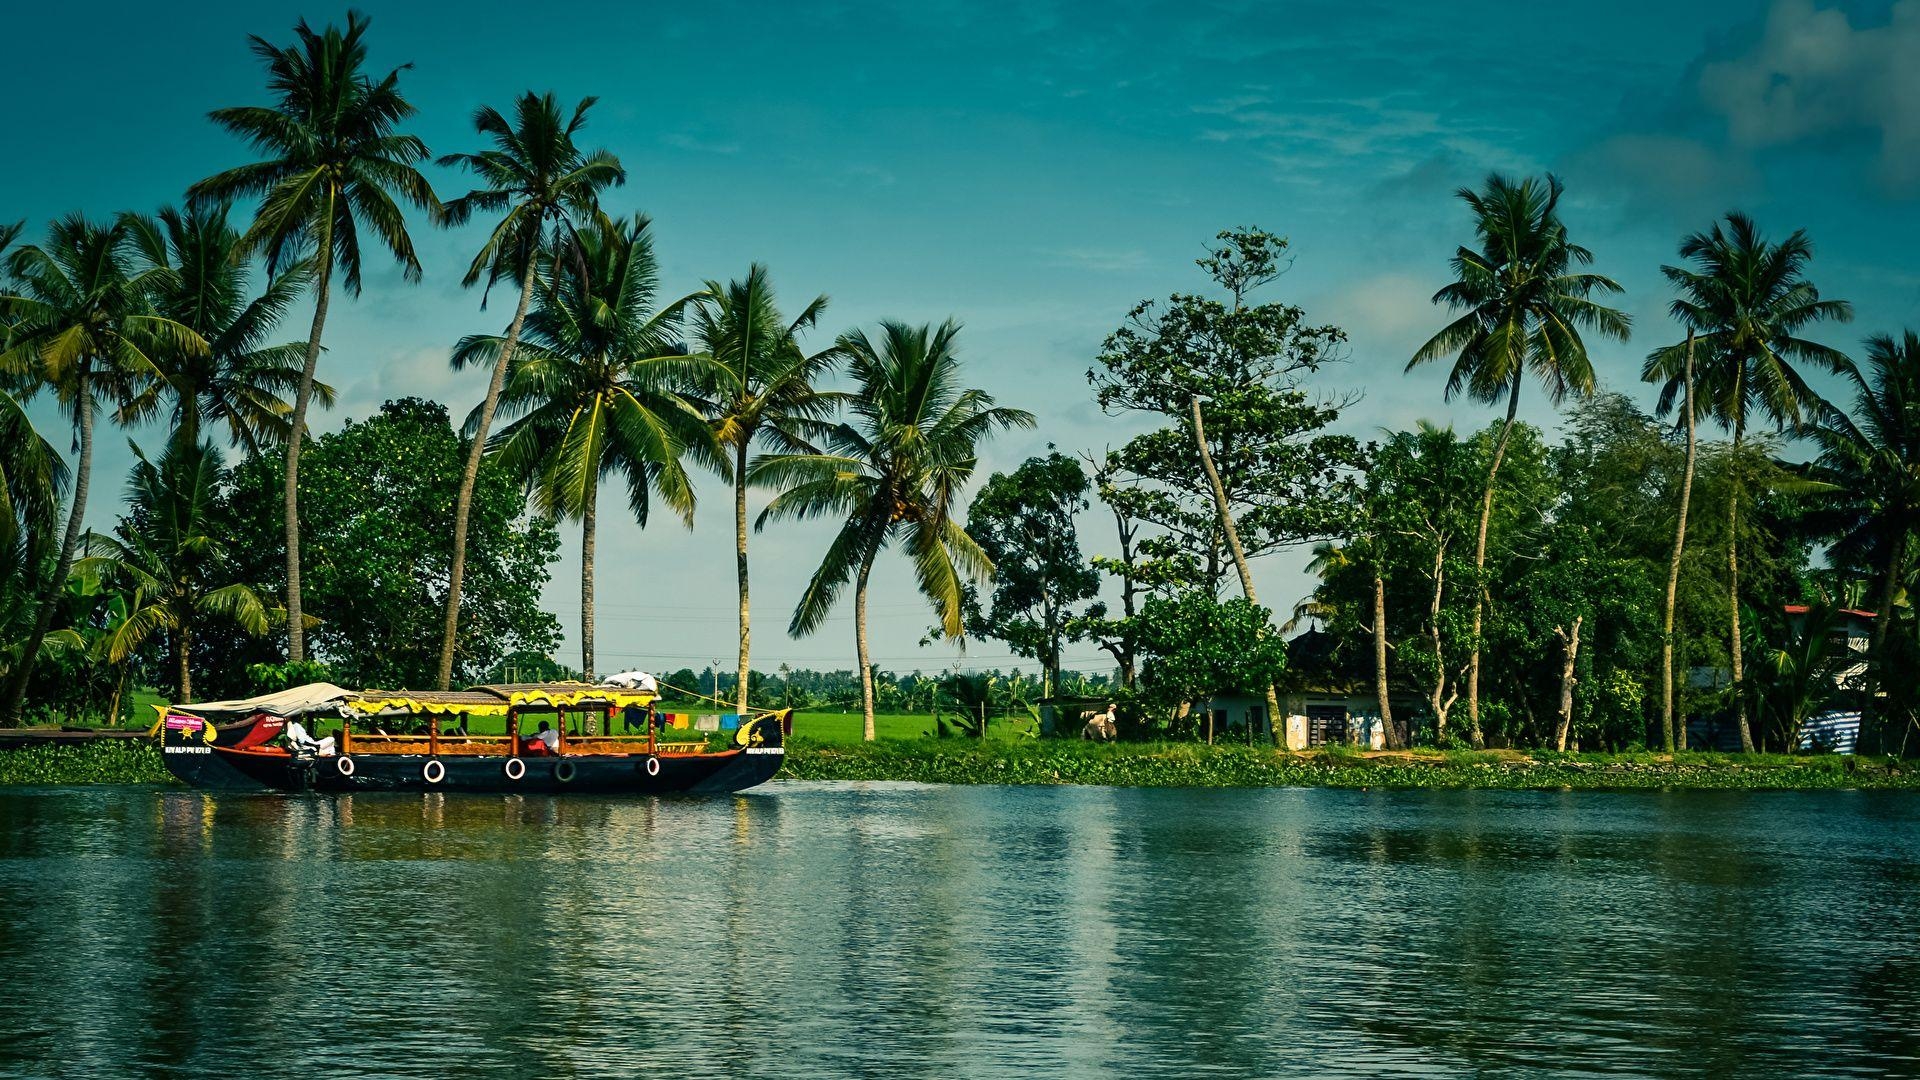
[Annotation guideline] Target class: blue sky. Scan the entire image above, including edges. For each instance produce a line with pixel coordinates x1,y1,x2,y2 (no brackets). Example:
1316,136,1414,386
6,0,1917,679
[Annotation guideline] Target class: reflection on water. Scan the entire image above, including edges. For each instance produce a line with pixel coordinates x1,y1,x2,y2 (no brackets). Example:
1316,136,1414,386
0,784,1915,1078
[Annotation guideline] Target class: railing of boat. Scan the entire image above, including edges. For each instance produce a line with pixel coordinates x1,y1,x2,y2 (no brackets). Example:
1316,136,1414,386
336,725,713,758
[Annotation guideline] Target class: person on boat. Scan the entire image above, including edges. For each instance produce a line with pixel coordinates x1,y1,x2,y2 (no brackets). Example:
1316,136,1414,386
524,720,559,755
285,719,337,757
443,716,469,737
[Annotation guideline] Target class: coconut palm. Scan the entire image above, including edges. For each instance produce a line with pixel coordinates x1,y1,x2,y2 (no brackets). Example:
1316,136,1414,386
432,91,626,690
755,320,1035,740
688,264,845,713
1407,173,1630,747
1643,212,1851,752
0,378,73,703
457,215,718,679
76,436,271,703
190,11,438,663
0,214,204,724
1803,331,1920,751
121,203,324,452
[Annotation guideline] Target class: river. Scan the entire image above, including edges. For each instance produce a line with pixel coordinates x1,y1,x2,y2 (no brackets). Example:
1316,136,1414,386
0,783,1915,1078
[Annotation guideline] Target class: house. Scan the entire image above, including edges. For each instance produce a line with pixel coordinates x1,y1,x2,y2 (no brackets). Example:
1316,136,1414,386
1686,604,1877,753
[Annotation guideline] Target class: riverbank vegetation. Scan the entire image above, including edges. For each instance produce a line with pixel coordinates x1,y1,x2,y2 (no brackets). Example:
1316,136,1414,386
2,12,1917,764
6,737,1914,792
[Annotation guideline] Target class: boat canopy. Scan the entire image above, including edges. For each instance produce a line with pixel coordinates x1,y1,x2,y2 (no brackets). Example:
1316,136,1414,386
170,680,659,722
170,682,358,721
344,681,658,719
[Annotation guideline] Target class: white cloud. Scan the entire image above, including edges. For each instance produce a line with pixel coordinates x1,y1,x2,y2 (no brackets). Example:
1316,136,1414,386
1698,0,1920,193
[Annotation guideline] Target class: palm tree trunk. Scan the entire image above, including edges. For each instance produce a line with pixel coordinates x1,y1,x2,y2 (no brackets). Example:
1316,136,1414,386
2,372,95,725
1373,568,1397,749
735,439,751,714
1552,616,1582,751
1190,395,1284,744
1466,378,1523,749
284,224,335,664
437,253,541,690
1867,531,1905,754
581,469,597,681
856,552,875,741
1427,542,1453,743
176,625,193,705
107,662,129,727
1661,333,1697,754
1729,416,1753,753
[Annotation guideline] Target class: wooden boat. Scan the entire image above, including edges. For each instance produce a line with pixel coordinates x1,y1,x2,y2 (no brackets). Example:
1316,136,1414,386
157,682,787,795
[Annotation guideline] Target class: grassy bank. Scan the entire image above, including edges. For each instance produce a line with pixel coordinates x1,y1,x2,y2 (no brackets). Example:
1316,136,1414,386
0,741,174,785
4,737,1917,790
779,738,1920,790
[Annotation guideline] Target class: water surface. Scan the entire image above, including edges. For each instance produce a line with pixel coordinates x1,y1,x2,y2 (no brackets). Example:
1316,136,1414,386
0,783,1915,1078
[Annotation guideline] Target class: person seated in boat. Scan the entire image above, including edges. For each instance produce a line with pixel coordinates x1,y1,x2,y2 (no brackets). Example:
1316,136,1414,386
523,720,559,755
443,716,468,737
285,719,337,758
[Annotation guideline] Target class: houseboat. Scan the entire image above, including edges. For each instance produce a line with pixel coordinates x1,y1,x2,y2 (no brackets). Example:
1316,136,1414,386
157,681,787,794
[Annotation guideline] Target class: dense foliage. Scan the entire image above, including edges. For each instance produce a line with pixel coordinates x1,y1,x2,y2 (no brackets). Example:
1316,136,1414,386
1,12,1916,765
225,398,561,689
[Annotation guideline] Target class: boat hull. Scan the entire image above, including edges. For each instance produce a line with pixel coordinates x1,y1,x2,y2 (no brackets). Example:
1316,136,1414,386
164,743,785,794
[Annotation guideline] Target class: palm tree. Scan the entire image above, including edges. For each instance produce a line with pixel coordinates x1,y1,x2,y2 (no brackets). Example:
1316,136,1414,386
458,215,718,679
190,11,438,664
77,437,271,703
0,376,73,707
1407,173,1630,747
1803,331,1920,751
121,203,324,452
689,265,844,713
432,91,625,690
1648,331,1697,753
1643,212,1851,752
0,214,204,723
755,320,1034,740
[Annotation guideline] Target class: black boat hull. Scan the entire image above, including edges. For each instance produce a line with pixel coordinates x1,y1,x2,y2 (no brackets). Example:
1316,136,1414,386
163,742,785,794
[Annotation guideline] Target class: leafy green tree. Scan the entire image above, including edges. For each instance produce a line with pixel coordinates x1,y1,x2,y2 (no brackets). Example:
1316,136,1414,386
0,214,204,723
1643,212,1851,751
689,264,843,713
0,379,72,710
191,11,439,664
1133,591,1288,739
1090,228,1361,737
756,320,1034,739
121,202,321,451
1407,173,1630,747
962,451,1103,698
433,91,625,690
226,398,561,688
77,436,271,703
466,215,717,678
1803,331,1920,751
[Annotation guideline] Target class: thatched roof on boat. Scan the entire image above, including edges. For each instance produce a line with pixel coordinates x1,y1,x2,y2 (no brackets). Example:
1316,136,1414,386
168,681,659,722
347,690,512,718
348,682,658,717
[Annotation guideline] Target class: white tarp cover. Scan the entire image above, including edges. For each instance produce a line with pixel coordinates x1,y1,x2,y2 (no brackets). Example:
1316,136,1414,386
171,683,356,720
